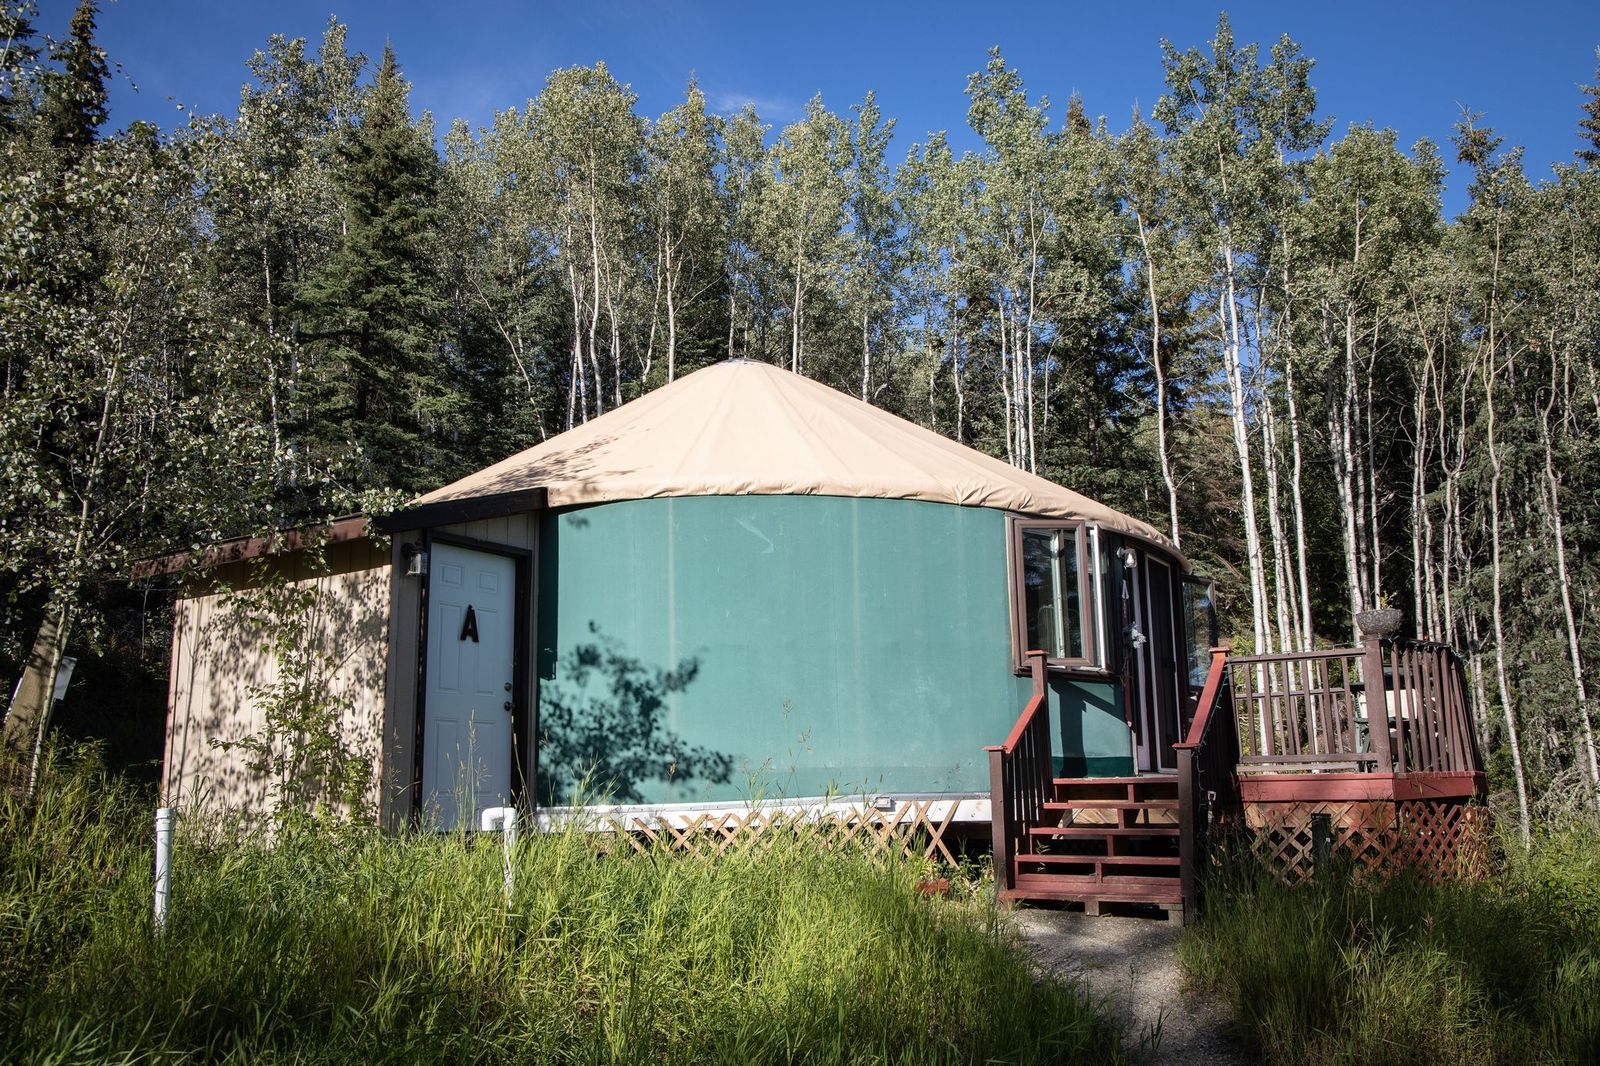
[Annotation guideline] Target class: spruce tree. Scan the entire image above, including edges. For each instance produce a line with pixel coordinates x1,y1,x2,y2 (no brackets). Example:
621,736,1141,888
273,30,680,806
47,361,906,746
1579,48,1600,165
38,0,107,162
297,44,449,494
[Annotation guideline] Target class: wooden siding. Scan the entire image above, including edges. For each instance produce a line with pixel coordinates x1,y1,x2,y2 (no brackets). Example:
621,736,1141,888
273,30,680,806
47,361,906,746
163,537,390,818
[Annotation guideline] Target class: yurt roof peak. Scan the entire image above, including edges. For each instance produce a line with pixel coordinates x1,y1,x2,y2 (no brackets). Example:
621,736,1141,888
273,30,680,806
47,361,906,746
412,359,1173,551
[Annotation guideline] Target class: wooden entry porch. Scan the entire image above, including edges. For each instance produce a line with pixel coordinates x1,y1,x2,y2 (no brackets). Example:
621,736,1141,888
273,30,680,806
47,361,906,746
988,636,1488,921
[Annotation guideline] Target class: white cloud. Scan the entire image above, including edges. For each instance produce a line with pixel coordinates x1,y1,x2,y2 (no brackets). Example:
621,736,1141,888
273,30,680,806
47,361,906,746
705,87,804,124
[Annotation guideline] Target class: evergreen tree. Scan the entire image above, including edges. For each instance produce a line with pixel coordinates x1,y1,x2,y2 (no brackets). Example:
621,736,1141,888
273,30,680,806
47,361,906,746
296,44,449,494
38,0,106,162
1578,48,1600,165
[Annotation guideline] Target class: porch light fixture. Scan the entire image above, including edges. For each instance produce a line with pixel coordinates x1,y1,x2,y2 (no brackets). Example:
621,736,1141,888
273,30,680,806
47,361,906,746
402,543,429,577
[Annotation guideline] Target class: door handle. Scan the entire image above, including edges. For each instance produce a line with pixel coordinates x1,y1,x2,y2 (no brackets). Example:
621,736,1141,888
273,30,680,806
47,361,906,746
503,701,513,713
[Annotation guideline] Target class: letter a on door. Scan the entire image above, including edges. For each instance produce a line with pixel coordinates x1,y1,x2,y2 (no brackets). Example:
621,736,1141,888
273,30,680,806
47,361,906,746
459,604,480,643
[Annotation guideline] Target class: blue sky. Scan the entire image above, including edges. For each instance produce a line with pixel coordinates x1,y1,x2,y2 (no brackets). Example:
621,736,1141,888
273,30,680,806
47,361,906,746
54,1,1600,216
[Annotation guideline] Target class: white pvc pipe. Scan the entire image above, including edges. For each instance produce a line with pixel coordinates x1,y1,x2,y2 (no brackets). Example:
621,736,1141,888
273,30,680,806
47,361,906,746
153,807,174,933
480,806,518,906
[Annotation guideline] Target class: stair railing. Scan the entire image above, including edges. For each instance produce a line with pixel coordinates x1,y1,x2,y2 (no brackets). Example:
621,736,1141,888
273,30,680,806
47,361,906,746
1173,647,1240,919
985,650,1050,894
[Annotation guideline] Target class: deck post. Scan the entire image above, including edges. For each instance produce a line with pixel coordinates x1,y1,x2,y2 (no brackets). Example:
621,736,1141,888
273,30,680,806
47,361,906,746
1177,746,1198,920
1360,637,1393,773
985,745,1012,893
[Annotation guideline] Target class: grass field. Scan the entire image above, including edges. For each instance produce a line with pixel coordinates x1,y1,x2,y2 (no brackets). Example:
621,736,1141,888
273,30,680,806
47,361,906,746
1179,818,1600,1065
1,747,1122,1065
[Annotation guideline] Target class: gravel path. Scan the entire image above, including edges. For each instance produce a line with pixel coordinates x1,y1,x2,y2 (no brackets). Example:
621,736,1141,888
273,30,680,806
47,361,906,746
1010,908,1255,1064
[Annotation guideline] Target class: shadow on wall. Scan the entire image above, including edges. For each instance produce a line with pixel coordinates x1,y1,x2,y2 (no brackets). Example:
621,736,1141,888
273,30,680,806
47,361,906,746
1052,677,1130,777
537,622,734,805
165,541,388,822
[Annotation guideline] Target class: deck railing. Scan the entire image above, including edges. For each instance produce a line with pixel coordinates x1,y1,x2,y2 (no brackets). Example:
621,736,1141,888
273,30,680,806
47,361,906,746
1227,637,1478,776
1174,647,1240,917
1228,646,1384,773
985,651,1049,894
1380,639,1482,774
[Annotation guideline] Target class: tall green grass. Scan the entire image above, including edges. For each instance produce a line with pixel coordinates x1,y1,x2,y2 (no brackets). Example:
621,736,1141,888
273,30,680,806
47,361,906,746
1179,821,1600,1065
2,747,1120,1064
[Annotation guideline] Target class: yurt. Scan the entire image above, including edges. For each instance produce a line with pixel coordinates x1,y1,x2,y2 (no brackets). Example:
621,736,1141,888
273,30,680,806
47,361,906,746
161,360,1213,834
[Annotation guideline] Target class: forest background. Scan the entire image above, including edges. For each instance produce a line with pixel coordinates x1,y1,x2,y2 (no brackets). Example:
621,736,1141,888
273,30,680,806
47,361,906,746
4,1,1600,840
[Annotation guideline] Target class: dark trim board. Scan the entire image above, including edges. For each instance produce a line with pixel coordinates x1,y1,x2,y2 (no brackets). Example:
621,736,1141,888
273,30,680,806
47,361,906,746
134,515,371,577
374,488,548,534
408,531,537,828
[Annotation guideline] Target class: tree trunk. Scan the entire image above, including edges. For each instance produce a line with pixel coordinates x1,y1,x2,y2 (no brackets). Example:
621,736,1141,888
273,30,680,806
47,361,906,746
860,308,870,401
1284,358,1313,648
1410,350,1431,636
997,296,1015,467
1333,305,1365,639
1135,215,1181,548
952,317,965,443
1365,323,1383,599
1221,257,1269,655
791,230,805,375
1,606,71,785
1484,342,1531,845
565,251,585,429
1249,284,1294,654
586,174,606,418
665,237,678,383
1539,348,1600,814
1023,227,1040,475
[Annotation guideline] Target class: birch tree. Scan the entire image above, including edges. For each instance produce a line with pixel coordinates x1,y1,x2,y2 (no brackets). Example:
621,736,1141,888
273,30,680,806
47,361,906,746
532,63,645,424
764,94,850,376
0,128,271,774
1454,116,1532,842
645,80,721,384
1296,125,1444,637
720,104,772,362
1113,110,1193,547
1156,17,1322,652
842,93,900,401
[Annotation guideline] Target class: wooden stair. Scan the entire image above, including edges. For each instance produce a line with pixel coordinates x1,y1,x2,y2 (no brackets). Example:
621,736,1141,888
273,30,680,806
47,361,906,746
999,775,1184,919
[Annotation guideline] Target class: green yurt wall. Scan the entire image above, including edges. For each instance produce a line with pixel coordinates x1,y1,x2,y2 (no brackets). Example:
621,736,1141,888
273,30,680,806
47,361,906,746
535,494,1133,805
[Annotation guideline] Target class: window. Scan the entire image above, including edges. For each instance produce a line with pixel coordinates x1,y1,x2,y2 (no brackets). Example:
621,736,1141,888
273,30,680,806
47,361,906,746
1010,519,1097,669
1181,577,1217,690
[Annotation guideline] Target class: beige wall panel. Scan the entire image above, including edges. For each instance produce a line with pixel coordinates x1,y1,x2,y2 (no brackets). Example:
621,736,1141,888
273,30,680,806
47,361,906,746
164,540,391,821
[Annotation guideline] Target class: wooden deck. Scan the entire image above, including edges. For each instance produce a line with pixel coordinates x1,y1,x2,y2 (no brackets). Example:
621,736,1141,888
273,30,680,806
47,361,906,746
990,637,1490,921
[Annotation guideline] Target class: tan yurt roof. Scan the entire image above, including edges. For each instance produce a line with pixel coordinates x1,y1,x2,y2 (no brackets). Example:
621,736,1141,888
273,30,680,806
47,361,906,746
416,359,1176,553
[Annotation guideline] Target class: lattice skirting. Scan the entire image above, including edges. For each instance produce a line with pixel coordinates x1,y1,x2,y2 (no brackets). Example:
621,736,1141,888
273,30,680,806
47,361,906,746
1241,798,1491,883
582,798,969,865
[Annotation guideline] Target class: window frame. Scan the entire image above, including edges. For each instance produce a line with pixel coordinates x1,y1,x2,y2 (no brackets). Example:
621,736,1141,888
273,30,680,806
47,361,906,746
1007,516,1099,673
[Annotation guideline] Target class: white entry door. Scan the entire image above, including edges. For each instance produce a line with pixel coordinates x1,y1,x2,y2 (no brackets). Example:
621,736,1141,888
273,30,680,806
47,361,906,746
420,543,518,830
